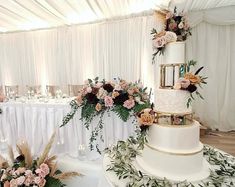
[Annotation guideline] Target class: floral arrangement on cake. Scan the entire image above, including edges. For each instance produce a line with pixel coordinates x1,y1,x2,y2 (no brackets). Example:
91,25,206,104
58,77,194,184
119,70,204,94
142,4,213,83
61,77,151,153
137,107,156,132
152,7,191,62
0,133,81,187
174,60,208,107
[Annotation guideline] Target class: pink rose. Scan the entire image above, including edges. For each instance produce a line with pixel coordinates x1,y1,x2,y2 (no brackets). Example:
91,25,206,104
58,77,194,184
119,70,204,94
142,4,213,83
24,177,33,186
168,22,178,31
40,163,50,176
123,99,135,109
9,179,17,187
16,176,25,185
35,168,46,178
178,78,190,89
0,95,5,102
95,82,103,88
104,96,113,107
114,84,122,91
38,178,46,187
86,86,92,93
153,36,166,48
25,170,33,176
34,176,41,185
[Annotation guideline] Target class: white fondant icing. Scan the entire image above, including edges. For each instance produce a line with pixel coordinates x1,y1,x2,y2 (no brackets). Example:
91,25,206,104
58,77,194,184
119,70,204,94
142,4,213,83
147,121,201,153
136,150,210,182
162,42,185,64
155,89,192,113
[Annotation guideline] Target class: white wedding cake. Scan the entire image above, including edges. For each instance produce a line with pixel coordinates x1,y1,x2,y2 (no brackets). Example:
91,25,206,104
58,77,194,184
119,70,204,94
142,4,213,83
136,42,210,182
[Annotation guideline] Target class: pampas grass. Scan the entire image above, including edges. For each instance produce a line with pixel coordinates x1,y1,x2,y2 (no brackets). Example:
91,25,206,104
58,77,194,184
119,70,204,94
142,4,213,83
37,131,56,166
53,172,82,180
16,140,32,167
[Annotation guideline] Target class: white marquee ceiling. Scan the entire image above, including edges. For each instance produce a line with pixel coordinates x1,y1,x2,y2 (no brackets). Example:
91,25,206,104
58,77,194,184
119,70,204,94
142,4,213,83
0,0,234,33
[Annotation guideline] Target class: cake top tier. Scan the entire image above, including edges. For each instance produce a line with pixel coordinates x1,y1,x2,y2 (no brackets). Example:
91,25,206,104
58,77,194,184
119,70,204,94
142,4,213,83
162,42,185,65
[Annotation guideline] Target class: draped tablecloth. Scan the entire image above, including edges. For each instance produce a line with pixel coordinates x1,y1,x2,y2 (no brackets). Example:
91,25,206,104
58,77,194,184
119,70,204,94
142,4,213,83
0,98,136,160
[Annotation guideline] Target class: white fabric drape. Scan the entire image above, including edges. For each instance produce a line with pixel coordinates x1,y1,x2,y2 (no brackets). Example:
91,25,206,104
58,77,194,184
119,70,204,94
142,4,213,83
188,6,235,27
0,16,155,94
186,22,235,131
0,9,234,131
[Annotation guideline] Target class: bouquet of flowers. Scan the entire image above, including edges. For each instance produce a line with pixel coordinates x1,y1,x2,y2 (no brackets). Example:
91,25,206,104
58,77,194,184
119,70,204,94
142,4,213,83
152,7,191,62
0,133,81,187
137,107,157,132
174,60,208,107
61,77,151,153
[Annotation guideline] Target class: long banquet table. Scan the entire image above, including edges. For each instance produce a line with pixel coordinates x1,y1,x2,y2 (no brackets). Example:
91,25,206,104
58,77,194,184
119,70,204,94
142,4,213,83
0,98,136,160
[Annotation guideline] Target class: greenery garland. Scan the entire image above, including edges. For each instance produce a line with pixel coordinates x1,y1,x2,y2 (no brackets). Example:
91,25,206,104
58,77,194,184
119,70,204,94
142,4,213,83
105,130,235,187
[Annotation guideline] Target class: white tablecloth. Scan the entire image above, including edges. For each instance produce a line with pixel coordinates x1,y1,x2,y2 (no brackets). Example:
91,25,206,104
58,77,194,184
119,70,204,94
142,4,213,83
0,98,136,159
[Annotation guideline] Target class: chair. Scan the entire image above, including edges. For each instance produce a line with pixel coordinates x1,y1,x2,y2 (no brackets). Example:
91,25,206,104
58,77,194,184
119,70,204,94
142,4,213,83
5,85,19,97
68,84,84,96
46,85,60,97
26,85,41,95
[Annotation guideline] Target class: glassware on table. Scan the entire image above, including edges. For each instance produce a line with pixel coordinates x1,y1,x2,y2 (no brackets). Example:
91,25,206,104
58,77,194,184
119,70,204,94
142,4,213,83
78,144,87,160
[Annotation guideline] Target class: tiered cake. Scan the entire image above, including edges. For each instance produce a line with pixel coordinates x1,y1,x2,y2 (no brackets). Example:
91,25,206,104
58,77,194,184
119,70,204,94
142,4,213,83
136,42,210,182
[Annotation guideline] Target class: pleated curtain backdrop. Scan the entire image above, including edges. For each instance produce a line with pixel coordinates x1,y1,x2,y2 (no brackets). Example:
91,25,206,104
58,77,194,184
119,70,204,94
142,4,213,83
0,9,234,131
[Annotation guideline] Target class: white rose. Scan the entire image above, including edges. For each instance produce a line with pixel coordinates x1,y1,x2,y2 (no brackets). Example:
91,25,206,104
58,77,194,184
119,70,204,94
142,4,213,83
134,96,144,104
97,88,108,99
164,31,177,43
178,22,184,29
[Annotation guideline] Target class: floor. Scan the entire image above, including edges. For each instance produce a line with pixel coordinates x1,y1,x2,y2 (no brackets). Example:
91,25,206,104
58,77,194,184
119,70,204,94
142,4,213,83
200,131,235,156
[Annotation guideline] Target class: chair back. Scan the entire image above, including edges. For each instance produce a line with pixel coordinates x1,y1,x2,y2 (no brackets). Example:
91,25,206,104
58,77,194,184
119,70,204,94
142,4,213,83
46,85,59,97
5,85,19,97
26,85,41,95
68,84,84,96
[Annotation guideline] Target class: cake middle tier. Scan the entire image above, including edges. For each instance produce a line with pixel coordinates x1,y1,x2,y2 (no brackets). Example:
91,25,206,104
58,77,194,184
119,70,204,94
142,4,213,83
155,89,192,114
147,121,202,154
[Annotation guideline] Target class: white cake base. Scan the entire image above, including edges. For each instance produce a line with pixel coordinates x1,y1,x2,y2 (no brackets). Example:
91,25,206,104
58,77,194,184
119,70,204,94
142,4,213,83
136,143,210,182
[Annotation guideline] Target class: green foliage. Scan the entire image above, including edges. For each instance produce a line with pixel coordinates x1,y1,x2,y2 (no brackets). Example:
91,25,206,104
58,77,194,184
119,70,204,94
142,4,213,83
61,100,79,127
187,60,197,72
112,105,130,122
133,102,151,113
45,176,66,187
81,102,97,129
105,133,235,187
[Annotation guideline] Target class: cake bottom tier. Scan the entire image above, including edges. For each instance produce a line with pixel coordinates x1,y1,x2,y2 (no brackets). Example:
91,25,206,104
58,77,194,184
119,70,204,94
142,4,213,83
136,144,210,182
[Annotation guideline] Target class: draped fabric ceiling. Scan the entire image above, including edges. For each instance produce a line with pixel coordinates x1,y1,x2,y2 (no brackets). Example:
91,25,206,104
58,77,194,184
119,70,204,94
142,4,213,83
0,0,234,33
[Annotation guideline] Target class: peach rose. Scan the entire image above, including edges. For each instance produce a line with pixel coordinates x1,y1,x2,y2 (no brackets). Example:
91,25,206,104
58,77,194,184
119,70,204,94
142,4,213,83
123,99,135,109
174,82,181,90
95,103,102,111
4,181,10,187
112,91,120,99
9,179,17,187
34,176,41,185
138,112,155,126
86,86,92,93
184,73,201,84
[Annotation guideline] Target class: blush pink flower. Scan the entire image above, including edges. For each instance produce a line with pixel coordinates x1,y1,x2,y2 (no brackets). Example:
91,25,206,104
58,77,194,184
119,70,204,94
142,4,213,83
34,176,41,185
0,95,5,102
38,178,46,187
104,96,114,107
86,86,92,93
40,163,50,176
153,36,166,48
9,179,17,187
35,169,46,178
178,78,190,89
123,99,135,109
24,177,33,186
16,176,25,185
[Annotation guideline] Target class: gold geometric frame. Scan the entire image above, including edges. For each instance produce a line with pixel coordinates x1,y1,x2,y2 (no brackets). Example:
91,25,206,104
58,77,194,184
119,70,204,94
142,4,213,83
155,112,193,125
160,63,187,89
